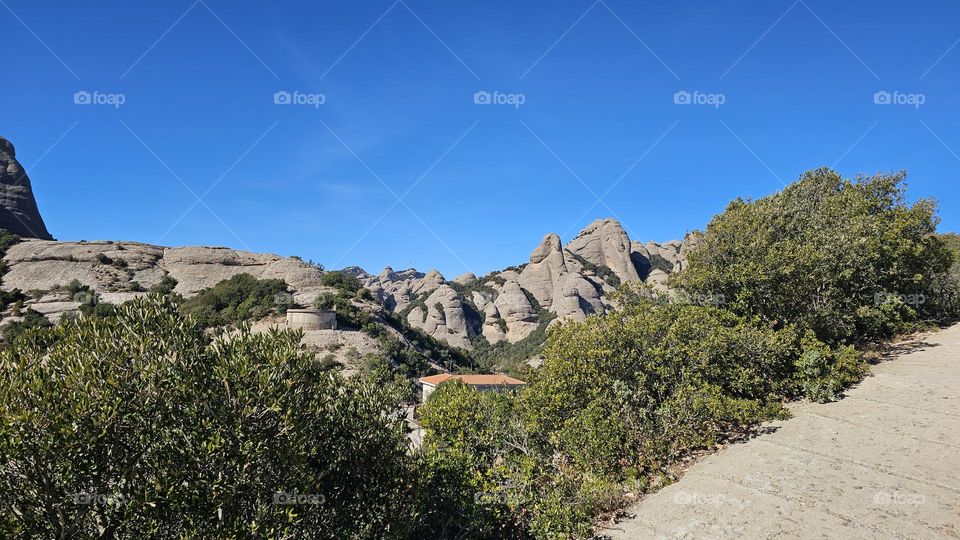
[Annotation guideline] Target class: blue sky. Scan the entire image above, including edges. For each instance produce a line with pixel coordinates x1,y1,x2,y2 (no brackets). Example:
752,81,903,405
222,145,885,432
2,0,958,277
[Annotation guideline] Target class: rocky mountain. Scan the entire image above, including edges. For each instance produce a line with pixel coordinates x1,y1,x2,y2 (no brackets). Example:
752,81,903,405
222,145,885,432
0,137,53,240
364,218,700,350
1,240,328,321
0,136,699,367
0,219,697,356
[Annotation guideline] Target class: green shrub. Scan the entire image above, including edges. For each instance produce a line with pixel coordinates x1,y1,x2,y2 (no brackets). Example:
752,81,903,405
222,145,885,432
0,295,416,538
1,308,52,345
180,274,291,327
675,169,953,344
149,274,179,296
320,271,362,293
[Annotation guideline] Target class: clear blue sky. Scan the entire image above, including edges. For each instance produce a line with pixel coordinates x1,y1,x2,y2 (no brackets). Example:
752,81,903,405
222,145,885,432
2,0,958,277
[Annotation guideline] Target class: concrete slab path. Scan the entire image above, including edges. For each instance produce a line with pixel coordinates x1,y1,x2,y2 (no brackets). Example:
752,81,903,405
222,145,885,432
606,324,960,539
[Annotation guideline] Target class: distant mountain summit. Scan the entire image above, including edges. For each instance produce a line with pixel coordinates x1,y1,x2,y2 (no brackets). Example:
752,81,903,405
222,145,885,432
0,137,53,239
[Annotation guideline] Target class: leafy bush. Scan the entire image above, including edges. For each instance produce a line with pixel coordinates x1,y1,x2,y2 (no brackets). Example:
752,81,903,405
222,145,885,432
419,295,866,537
0,295,416,538
0,288,26,311
180,274,291,327
0,228,20,275
1,308,52,345
320,271,362,293
150,274,179,296
675,169,954,344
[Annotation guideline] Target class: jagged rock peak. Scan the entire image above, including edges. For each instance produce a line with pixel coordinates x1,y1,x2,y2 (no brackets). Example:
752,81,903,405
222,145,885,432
0,136,53,240
567,217,640,283
529,233,562,264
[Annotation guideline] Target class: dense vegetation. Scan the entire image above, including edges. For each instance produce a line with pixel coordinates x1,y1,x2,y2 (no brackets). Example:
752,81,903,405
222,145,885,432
0,296,417,539
0,171,958,538
180,273,291,327
418,169,960,537
675,169,956,344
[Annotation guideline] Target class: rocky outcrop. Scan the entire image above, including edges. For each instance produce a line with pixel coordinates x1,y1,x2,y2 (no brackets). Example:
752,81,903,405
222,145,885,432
566,218,640,283
1,218,700,354
0,137,53,239
353,219,699,348
518,234,566,308
494,280,540,342
1,239,326,321
407,284,474,349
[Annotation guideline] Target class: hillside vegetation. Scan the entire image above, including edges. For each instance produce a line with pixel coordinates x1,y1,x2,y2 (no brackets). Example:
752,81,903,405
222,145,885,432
0,169,958,538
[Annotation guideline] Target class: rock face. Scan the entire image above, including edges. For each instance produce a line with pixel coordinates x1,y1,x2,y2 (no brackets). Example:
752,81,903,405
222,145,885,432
1,217,701,357
358,219,700,350
566,218,640,283
0,137,53,240
1,240,326,321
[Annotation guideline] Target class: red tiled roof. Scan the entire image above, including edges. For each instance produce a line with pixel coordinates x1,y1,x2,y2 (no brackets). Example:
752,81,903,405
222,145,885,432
418,373,526,387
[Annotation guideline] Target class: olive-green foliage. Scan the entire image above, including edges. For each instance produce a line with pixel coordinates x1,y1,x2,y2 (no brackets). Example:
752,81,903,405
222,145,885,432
0,288,26,311
422,169,960,537
471,309,556,377
149,274,179,296
1,308,52,344
180,273,291,327
420,297,867,537
320,271,362,293
416,381,533,539
932,233,960,317
0,228,20,275
315,291,372,329
0,295,415,539
0,229,20,253
676,169,954,344
646,253,675,274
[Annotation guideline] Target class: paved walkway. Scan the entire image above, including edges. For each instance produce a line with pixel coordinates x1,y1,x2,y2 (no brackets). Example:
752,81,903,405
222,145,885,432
606,324,960,539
